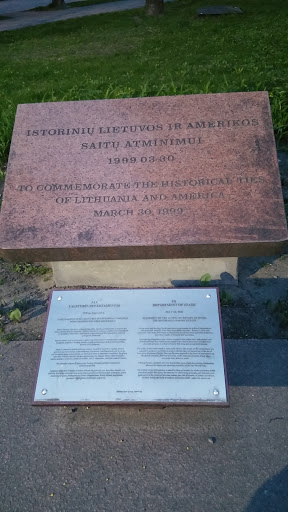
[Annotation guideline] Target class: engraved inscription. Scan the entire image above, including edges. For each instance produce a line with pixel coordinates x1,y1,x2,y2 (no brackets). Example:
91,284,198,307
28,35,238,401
18,115,263,221
2,92,286,255
15,173,265,219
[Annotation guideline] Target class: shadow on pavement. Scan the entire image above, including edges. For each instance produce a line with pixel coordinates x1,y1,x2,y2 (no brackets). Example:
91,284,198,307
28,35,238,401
225,338,288,387
245,465,288,512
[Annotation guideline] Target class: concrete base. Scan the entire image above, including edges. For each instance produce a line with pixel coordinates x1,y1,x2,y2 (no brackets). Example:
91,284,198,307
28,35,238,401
51,257,238,288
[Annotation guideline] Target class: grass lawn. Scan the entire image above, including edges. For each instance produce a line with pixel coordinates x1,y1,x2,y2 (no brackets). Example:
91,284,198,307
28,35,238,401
0,0,288,163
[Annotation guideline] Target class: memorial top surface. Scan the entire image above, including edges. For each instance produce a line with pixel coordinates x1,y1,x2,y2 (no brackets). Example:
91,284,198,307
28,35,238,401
0,92,287,261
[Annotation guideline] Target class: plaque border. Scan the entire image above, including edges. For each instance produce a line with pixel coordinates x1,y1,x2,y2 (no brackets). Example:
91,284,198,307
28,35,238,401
32,287,229,407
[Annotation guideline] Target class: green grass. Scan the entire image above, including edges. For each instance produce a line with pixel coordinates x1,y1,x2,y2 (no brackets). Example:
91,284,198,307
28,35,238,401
0,331,18,344
10,262,51,275
8,308,22,322
270,294,288,329
1,0,288,163
219,290,234,306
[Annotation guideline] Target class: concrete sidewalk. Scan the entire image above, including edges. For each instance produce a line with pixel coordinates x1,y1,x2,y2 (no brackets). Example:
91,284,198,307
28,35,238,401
0,0,84,15
1,338,288,511
0,0,171,32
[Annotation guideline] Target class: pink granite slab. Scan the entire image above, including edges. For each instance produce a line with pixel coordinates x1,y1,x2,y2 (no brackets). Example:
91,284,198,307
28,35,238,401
0,92,287,261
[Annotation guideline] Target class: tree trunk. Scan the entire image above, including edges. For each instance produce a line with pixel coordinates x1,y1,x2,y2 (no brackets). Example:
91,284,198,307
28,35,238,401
50,0,66,8
145,0,164,16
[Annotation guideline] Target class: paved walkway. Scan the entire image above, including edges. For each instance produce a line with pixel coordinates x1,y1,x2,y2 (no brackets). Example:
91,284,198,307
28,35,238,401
0,0,165,32
0,0,86,15
1,338,288,512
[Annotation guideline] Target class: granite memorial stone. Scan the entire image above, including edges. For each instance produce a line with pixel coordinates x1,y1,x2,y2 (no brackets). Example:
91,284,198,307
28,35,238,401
0,92,287,262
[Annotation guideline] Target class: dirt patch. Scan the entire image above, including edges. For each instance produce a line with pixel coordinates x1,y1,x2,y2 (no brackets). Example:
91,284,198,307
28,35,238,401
0,261,54,342
0,254,287,344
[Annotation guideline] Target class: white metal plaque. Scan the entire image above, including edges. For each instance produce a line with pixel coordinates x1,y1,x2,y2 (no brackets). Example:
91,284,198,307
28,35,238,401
34,288,228,405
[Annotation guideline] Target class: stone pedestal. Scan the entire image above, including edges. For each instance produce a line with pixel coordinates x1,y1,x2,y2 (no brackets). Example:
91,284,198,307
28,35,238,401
51,257,238,288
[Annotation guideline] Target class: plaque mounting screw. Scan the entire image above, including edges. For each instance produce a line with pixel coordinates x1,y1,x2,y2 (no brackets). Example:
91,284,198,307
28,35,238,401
57,296,62,301
206,294,211,299
41,389,47,395
213,389,219,396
